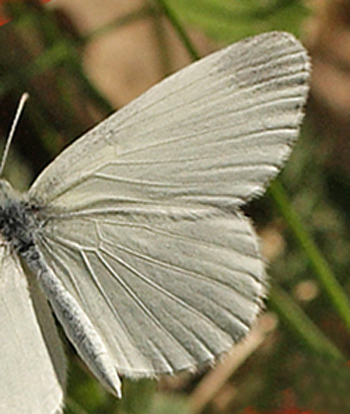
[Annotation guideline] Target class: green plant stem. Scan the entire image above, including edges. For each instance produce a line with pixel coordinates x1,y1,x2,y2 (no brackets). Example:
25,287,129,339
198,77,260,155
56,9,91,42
83,5,158,44
270,181,350,334
269,285,345,360
154,0,200,60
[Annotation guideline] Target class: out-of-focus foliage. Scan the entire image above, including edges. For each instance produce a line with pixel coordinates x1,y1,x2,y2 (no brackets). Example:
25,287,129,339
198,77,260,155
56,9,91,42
165,0,309,42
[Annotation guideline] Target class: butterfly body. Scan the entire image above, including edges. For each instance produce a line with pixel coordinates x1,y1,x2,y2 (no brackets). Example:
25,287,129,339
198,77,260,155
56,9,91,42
0,180,37,254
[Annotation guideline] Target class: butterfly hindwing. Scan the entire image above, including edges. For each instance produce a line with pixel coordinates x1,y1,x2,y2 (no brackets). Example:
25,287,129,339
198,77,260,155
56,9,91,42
37,206,264,376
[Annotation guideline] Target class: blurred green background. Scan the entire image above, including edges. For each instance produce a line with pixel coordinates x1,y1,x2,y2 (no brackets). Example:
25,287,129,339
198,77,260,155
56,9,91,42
1,0,350,413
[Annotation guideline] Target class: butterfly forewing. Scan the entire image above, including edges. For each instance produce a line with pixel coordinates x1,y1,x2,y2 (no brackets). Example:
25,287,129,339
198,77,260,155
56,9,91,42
29,32,309,210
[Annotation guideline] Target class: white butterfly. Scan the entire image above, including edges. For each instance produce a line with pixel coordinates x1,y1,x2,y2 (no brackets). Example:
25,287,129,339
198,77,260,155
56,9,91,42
0,31,309,413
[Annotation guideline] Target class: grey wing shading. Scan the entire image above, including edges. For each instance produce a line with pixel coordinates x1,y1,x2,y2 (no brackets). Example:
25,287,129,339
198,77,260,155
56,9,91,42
29,31,310,210
0,248,66,413
36,206,265,377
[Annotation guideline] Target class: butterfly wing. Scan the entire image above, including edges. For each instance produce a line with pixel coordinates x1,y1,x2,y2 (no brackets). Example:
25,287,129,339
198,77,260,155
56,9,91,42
29,32,309,210
36,206,264,376
27,32,309,380
0,248,66,413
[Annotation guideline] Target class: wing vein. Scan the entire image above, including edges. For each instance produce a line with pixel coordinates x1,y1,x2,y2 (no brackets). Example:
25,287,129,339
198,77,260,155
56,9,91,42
109,49,306,134
100,241,251,332
99,233,261,304
39,236,139,370
94,249,196,369
115,97,303,159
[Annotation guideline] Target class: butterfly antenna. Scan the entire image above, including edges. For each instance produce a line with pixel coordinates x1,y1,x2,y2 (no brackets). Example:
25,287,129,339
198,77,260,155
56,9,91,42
0,92,29,177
